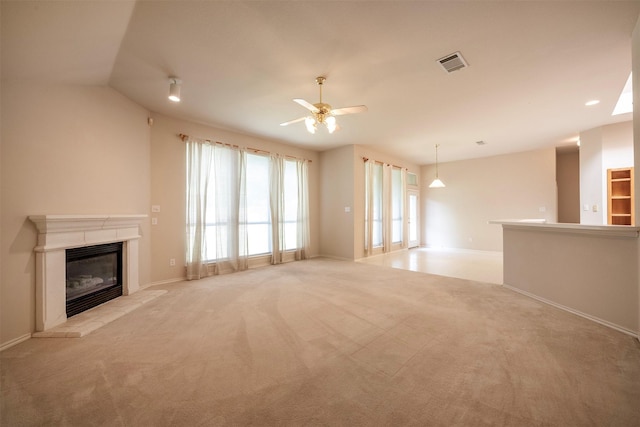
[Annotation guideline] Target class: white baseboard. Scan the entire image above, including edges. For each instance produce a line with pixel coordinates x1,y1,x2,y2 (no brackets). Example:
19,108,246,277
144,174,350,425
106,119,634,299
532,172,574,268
0,333,31,352
503,283,638,339
143,277,186,288
318,254,353,262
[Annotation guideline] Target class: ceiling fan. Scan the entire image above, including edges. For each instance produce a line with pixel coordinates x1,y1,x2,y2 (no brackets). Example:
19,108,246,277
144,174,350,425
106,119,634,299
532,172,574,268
280,76,368,134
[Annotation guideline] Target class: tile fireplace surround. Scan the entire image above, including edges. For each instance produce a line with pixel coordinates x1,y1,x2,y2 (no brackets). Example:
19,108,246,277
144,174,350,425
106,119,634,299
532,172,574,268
29,214,147,332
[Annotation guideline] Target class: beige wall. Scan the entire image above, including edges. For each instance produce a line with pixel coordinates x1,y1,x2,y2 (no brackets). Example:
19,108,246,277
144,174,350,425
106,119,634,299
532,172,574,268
148,113,321,284
1,82,151,347
503,225,638,334
556,149,580,223
319,145,356,260
421,148,557,251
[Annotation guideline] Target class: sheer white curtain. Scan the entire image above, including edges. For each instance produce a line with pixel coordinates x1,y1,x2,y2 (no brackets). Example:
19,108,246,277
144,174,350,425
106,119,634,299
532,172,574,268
294,159,311,260
269,154,310,264
269,154,286,264
382,163,392,253
364,159,375,256
400,168,407,247
185,139,213,279
185,138,248,280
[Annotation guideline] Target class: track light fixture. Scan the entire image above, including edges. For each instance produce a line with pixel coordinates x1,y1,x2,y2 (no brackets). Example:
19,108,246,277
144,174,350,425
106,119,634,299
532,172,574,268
168,77,181,102
429,144,446,188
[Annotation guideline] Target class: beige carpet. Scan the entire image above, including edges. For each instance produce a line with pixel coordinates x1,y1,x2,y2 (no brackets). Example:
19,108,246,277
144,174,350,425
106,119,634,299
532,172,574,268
2,258,639,426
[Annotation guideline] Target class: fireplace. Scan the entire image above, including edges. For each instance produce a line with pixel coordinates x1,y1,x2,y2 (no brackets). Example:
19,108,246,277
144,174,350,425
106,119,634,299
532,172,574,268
29,214,146,332
66,242,123,317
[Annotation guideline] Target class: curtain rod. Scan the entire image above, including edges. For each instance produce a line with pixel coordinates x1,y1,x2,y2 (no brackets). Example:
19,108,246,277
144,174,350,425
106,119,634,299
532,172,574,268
179,133,312,163
362,156,408,171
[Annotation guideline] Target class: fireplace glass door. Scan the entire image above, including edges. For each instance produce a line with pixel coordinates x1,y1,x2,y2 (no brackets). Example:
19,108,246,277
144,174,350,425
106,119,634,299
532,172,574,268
66,242,123,317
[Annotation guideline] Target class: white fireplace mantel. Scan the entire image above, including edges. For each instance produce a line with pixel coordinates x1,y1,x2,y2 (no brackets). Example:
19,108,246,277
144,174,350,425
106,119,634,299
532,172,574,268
29,214,147,332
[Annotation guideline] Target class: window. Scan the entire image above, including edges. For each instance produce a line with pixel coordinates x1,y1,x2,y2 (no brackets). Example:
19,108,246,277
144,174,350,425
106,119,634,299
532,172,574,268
185,137,310,279
365,161,383,250
246,153,270,255
283,159,299,250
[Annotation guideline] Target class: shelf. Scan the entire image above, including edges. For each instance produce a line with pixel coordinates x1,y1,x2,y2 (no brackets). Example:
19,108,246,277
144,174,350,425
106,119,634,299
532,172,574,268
607,167,634,226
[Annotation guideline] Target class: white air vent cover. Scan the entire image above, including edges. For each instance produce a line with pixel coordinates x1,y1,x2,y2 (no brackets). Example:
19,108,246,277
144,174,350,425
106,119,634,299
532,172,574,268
437,52,468,73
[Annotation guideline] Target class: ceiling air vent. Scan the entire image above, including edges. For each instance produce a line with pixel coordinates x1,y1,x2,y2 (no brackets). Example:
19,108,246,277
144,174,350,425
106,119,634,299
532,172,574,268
437,52,468,73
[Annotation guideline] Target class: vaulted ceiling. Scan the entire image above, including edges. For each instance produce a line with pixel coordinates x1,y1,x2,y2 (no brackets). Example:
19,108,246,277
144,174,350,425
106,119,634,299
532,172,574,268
3,1,639,164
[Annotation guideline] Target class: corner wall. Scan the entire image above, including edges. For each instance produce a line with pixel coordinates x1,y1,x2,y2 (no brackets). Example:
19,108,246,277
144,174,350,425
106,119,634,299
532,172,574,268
1,82,151,348
319,145,356,260
421,148,557,251
319,145,420,260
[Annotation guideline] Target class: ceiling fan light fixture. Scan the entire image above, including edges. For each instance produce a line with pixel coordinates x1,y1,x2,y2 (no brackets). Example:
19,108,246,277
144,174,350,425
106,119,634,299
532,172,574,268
304,116,317,134
326,116,337,133
168,77,181,102
280,76,367,134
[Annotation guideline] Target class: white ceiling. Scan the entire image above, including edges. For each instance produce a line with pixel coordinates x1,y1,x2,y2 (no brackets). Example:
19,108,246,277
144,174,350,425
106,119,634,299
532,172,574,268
3,1,639,165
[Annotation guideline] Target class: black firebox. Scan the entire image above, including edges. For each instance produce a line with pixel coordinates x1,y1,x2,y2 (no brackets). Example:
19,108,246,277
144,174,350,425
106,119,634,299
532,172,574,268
66,242,123,317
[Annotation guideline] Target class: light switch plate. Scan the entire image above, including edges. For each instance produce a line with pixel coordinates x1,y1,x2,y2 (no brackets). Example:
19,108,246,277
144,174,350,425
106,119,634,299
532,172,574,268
151,205,161,213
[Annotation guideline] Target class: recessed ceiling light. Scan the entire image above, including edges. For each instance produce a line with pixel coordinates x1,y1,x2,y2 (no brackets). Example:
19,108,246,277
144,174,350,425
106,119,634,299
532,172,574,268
585,100,600,106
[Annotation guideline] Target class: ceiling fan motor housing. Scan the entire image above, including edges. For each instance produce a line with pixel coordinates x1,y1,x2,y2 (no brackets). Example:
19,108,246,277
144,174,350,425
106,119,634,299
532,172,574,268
313,102,332,123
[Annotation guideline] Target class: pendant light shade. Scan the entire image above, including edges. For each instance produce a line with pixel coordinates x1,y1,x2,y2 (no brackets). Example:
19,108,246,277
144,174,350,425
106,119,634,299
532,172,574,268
429,144,445,188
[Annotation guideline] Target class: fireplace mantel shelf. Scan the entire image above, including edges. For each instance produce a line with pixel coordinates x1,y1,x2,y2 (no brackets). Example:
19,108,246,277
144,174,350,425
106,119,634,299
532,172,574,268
29,214,147,252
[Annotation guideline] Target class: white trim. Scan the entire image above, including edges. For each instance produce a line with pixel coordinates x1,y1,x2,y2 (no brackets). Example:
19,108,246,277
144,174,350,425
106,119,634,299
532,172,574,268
30,214,147,251
503,283,638,338
0,333,31,352
144,278,185,288
489,220,640,238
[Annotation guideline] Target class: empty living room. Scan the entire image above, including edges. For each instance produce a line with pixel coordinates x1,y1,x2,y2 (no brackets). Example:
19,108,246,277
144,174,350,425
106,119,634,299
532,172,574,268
2,1,640,425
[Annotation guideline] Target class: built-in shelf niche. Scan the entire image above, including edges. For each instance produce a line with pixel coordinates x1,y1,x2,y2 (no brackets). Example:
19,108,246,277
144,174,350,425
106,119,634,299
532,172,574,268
607,167,634,226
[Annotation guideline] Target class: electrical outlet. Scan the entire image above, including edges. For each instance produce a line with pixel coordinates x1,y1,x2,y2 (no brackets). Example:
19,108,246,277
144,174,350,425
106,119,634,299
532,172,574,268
169,258,176,266
151,217,158,225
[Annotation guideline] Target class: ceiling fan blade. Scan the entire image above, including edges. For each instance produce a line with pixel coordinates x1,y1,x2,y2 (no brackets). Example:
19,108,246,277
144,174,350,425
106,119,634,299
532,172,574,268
331,105,368,116
293,98,319,113
280,116,307,127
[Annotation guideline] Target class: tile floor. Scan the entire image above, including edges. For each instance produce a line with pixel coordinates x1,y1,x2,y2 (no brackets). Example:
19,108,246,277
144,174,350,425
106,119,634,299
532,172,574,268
357,247,503,284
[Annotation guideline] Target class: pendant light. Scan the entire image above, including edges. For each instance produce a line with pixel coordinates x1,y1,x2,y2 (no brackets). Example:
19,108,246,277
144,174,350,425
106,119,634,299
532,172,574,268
429,144,445,188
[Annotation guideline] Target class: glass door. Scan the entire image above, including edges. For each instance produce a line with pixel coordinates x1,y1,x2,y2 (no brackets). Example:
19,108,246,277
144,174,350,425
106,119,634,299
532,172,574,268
408,190,419,248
